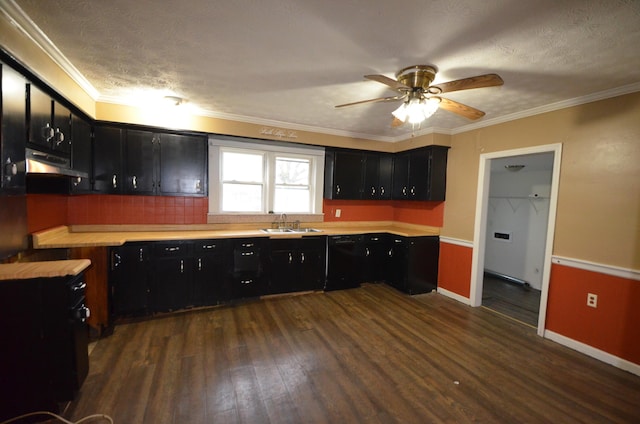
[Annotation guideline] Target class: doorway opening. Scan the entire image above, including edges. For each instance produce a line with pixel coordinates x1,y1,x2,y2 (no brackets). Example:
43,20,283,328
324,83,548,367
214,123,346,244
469,144,562,336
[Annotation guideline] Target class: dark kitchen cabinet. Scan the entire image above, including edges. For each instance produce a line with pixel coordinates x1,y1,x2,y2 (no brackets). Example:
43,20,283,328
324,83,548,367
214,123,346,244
324,148,365,199
125,129,156,195
109,243,150,316
392,146,449,201
150,241,193,312
93,125,124,193
1,63,27,193
193,239,231,306
386,235,439,294
363,153,393,200
269,236,326,294
231,238,268,299
70,114,92,193
360,233,389,283
27,83,71,156
159,133,207,196
0,273,89,421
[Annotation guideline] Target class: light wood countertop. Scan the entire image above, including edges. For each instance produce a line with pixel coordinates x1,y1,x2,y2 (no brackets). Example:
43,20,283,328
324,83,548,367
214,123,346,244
0,259,92,281
32,222,440,249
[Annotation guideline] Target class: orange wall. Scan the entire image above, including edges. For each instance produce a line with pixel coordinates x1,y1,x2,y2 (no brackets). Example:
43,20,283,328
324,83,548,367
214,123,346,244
437,242,472,298
27,194,208,230
323,199,444,226
546,264,640,364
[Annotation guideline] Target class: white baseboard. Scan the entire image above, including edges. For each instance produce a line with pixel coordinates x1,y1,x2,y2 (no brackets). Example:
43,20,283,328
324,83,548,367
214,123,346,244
437,287,471,305
544,330,640,377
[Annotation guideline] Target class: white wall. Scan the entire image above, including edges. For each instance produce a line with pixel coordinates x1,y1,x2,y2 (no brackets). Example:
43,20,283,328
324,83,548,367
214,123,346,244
484,167,552,290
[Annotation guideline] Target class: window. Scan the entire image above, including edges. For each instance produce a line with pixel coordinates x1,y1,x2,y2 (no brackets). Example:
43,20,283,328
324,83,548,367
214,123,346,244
209,137,324,215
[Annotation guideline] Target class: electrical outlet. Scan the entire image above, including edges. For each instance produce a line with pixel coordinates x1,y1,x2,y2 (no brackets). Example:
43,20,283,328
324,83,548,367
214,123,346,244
335,209,341,218
587,293,598,308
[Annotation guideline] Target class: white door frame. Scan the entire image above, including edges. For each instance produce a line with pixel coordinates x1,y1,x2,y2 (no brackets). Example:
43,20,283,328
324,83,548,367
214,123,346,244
469,143,562,336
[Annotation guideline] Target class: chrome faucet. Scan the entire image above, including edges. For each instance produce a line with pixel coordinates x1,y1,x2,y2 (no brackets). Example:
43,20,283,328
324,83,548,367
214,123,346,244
279,213,287,229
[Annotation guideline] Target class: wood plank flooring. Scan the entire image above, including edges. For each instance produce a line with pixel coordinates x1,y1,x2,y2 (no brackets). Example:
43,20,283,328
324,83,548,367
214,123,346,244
66,284,640,423
482,276,541,326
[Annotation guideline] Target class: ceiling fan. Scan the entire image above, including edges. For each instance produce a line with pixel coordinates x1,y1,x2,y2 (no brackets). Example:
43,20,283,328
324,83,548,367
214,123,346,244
335,65,504,126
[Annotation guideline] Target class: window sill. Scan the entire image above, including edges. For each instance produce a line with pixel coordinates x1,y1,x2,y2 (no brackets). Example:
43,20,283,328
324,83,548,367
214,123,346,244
207,213,324,225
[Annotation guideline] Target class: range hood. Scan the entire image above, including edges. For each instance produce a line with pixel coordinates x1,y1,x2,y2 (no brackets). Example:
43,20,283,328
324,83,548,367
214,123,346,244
25,148,88,179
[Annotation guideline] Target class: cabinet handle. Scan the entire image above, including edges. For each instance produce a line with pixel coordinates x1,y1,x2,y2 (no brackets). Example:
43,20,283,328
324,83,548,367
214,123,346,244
54,128,65,146
165,246,180,252
402,186,407,196
180,259,184,273
241,243,254,248
410,186,416,196
336,184,341,195
371,186,376,196
71,282,87,291
241,251,254,256
202,244,216,250
132,175,137,190
300,252,305,264
365,247,370,257
380,186,385,195
41,123,54,142
198,258,202,271
139,248,144,262
288,252,293,264
112,252,122,269
196,180,201,192
112,174,117,189
388,249,393,257
240,279,253,284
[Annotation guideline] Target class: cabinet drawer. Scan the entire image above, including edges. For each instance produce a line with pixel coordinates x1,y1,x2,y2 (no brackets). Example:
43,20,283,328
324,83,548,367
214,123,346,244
194,239,227,255
152,241,193,258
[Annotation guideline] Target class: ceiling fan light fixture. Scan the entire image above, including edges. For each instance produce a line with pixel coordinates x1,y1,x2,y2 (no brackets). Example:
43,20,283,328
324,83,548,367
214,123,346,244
392,97,440,124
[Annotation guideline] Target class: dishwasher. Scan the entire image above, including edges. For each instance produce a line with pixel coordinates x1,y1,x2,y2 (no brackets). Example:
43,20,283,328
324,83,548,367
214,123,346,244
325,235,362,291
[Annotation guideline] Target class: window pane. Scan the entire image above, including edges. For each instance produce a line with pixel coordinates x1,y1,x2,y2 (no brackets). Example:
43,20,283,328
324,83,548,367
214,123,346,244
222,183,263,212
222,152,263,182
275,157,309,185
274,186,311,213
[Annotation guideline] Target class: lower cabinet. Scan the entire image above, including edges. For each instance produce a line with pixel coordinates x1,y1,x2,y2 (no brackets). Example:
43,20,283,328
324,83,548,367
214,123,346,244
108,234,439,320
268,237,326,294
386,235,439,294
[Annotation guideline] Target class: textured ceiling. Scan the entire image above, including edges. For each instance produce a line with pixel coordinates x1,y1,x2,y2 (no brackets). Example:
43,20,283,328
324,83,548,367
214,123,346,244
7,0,640,141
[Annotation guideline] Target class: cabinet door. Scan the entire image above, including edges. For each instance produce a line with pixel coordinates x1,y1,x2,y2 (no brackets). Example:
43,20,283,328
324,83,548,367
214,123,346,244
27,83,53,151
326,150,364,199
406,236,439,294
70,115,92,193
392,153,410,199
125,130,156,195
52,101,71,155
269,246,297,294
407,148,431,199
1,64,26,192
427,146,448,201
150,257,193,312
386,237,407,291
93,126,123,193
158,133,206,196
378,154,393,200
110,244,149,316
363,153,380,199
361,234,389,283
193,239,231,306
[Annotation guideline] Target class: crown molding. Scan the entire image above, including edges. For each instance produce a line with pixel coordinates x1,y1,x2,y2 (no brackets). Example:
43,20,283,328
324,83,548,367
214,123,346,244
0,0,100,99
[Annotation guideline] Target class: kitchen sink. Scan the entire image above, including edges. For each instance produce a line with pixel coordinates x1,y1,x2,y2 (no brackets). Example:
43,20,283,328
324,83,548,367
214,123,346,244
260,228,322,233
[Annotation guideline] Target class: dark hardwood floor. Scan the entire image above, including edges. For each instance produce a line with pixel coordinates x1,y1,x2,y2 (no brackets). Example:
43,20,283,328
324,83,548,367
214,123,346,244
67,284,640,423
482,276,541,327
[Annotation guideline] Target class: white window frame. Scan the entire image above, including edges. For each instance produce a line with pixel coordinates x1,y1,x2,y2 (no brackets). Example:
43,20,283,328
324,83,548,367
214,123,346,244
208,136,325,216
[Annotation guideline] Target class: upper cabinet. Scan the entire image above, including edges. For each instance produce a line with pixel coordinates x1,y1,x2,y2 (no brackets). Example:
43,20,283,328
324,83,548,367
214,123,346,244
324,146,448,201
27,84,71,156
392,146,449,201
1,63,27,193
70,115,93,193
93,125,207,197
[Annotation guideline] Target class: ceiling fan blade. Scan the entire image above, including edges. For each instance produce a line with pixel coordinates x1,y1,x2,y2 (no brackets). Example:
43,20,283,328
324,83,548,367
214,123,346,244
439,97,486,120
391,117,404,127
335,94,407,108
364,74,411,91
430,74,504,94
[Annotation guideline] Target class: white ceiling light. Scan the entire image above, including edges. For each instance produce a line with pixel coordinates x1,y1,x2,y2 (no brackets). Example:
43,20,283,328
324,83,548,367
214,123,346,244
392,97,441,125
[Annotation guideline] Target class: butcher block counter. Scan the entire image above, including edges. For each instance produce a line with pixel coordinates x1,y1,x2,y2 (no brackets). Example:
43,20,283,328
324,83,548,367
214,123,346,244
0,259,91,281
32,222,440,249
